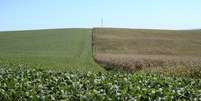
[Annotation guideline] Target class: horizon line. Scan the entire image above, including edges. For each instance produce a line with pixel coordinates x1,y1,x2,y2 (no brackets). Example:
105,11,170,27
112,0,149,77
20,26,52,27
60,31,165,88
0,27,200,32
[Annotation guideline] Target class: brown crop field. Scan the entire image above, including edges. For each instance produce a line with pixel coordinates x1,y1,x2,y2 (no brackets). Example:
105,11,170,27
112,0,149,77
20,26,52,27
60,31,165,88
93,28,201,77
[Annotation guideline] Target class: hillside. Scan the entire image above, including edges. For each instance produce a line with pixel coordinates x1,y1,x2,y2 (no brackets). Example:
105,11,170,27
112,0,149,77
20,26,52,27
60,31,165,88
0,28,201,100
93,28,201,76
0,28,105,72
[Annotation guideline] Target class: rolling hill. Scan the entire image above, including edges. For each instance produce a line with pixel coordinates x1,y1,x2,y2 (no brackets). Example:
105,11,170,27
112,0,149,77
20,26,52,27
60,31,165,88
0,28,105,72
93,28,201,76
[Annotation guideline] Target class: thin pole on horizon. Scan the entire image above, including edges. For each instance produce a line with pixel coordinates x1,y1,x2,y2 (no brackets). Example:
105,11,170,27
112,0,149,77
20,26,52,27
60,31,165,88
101,17,103,27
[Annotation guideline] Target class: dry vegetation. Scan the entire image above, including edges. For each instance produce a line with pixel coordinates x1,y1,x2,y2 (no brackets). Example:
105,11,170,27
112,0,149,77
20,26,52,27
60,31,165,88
93,28,201,77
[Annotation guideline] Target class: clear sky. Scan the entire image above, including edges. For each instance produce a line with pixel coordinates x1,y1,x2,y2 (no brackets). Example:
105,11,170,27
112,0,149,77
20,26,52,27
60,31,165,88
0,0,201,31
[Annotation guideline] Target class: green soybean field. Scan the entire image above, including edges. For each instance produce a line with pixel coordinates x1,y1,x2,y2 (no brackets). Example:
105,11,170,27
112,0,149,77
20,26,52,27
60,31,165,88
0,67,201,100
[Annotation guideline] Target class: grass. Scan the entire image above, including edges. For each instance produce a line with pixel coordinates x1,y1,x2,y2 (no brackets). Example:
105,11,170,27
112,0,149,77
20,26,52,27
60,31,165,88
93,28,201,77
0,28,105,72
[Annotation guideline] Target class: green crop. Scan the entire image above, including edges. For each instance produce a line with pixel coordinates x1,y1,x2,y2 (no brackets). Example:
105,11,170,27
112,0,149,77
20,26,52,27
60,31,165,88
0,29,105,72
0,66,200,101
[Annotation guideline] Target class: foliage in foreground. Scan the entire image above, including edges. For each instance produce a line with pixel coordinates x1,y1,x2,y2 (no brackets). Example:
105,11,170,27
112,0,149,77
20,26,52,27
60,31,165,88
0,67,201,101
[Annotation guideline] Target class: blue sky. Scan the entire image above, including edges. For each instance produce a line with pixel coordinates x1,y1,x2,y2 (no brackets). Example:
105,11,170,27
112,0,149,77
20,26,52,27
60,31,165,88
0,0,201,31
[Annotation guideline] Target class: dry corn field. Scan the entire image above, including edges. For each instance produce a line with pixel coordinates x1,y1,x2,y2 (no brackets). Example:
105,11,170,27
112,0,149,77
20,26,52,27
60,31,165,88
93,28,201,77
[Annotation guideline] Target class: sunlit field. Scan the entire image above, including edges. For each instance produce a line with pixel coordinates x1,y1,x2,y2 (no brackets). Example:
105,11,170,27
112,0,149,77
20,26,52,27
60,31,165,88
0,29,104,72
93,28,201,77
